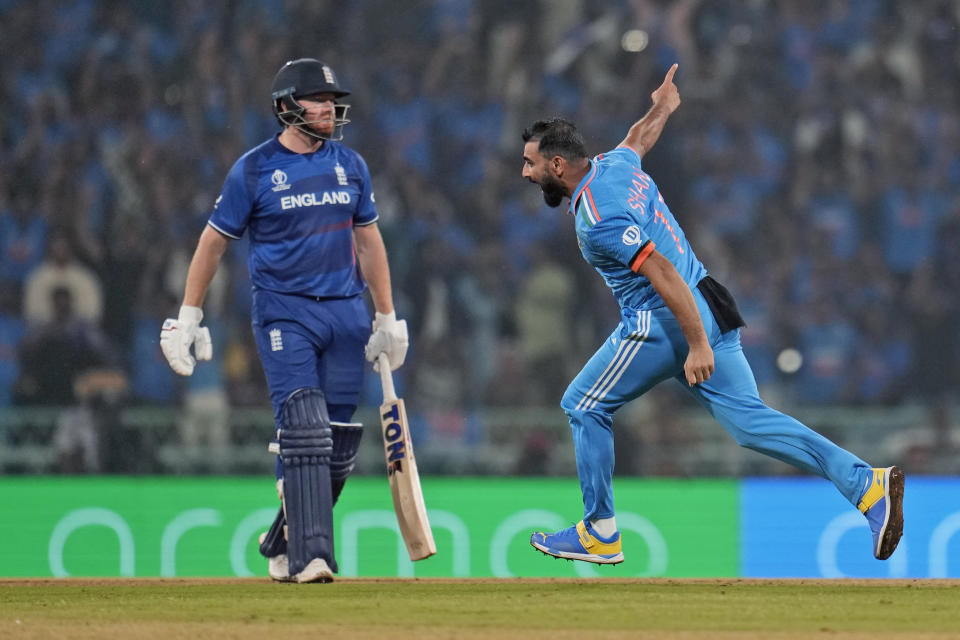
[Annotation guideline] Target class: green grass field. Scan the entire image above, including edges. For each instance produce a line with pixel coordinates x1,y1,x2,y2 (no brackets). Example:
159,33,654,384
3,578,960,639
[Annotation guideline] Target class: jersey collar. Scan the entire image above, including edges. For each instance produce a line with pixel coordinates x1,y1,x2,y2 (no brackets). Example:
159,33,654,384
272,132,333,156
568,159,596,215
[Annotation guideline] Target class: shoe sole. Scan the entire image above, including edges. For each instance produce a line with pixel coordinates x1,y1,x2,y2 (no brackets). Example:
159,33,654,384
875,466,905,560
530,540,624,565
270,574,296,583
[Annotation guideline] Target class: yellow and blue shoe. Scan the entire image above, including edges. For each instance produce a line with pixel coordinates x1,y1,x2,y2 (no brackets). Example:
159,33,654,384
530,520,624,564
857,466,905,560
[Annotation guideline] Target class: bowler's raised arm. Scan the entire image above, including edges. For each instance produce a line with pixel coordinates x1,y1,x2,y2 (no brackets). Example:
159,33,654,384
618,63,680,158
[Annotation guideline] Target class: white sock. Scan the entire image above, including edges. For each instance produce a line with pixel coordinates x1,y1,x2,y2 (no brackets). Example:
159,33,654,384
590,517,617,538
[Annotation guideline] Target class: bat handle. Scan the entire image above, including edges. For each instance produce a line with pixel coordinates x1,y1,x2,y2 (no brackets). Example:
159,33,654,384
378,353,397,402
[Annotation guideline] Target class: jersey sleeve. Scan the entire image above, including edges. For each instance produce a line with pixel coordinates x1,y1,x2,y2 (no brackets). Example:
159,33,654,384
609,144,643,165
207,156,256,239
352,153,379,226
578,191,655,273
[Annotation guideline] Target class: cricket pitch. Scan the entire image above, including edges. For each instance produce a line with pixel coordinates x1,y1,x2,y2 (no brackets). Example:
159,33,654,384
2,577,959,639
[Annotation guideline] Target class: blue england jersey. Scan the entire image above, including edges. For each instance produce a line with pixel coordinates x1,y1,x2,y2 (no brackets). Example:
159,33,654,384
208,135,379,297
570,146,706,310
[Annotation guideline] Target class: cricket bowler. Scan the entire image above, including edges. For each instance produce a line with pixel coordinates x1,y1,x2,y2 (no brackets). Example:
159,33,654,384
520,64,904,565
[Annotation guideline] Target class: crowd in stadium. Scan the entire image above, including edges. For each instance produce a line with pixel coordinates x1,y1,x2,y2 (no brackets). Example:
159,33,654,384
0,1,957,467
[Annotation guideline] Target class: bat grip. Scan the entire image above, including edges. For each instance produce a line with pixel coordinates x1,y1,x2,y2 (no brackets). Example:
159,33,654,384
378,353,397,402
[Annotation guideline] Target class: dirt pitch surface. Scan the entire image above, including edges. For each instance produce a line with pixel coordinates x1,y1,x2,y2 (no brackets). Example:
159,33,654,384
2,577,960,639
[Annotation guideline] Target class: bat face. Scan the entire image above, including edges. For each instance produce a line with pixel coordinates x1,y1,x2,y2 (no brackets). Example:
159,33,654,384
378,395,436,561
380,401,407,475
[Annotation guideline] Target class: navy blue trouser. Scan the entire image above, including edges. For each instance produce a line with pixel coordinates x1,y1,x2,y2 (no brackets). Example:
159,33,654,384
251,289,370,478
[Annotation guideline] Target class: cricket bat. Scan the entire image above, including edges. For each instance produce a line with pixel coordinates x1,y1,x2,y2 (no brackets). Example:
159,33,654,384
378,353,437,561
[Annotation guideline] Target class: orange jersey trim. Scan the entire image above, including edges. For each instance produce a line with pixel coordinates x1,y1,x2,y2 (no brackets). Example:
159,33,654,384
570,161,599,214
629,240,655,273
585,188,601,222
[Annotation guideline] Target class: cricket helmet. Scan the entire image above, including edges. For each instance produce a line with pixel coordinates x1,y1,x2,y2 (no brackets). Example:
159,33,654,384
271,58,351,141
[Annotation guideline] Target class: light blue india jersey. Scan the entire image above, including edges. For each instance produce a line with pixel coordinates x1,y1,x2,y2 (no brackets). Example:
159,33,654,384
208,136,378,297
570,146,706,310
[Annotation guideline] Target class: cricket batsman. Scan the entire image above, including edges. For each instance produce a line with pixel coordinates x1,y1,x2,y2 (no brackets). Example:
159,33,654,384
520,64,904,565
161,58,408,582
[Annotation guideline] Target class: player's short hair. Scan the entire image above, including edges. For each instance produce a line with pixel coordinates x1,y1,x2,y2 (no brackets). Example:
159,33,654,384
522,118,587,161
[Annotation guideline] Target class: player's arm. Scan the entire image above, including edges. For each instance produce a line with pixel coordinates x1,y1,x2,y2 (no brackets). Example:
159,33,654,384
617,63,680,158
183,225,229,307
161,225,228,376
356,222,409,371
637,249,714,385
354,222,393,314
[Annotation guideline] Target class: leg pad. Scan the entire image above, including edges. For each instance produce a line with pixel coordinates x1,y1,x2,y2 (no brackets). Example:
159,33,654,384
259,506,287,558
330,421,363,505
280,388,335,575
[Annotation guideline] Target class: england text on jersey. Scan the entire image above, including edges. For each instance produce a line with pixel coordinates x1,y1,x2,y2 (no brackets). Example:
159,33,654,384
280,191,352,210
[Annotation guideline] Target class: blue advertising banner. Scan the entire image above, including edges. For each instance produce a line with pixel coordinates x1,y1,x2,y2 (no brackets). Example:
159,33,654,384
741,477,960,578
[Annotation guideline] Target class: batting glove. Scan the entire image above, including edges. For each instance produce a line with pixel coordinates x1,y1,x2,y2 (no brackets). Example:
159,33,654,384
364,310,408,371
160,305,213,376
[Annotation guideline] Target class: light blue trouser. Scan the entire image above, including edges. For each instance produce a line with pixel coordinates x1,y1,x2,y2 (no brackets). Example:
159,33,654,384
561,287,871,521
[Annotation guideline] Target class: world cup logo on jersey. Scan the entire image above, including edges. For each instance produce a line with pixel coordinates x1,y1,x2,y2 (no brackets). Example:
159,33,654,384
271,169,291,192
335,163,348,186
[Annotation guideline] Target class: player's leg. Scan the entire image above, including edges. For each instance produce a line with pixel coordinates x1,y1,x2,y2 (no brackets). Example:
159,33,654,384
328,413,363,505
531,310,678,564
685,329,872,498
315,296,369,506
682,310,903,559
254,317,328,484
257,478,290,581
252,309,336,582
278,387,336,582
255,295,369,580
258,415,363,570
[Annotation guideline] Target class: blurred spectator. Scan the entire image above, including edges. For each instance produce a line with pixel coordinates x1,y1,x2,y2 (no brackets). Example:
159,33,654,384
222,324,269,407
15,286,112,405
53,369,128,473
514,248,575,405
22,234,103,327
128,289,178,405
730,270,777,390
409,336,465,448
500,187,564,280
179,316,230,457
905,259,957,456
0,281,26,406
850,306,911,405
879,175,948,275
794,295,858,405
455,243,507,407
0,0,958,474
0,175,47,286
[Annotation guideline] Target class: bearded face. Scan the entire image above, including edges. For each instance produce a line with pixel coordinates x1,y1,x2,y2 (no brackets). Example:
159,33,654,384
522,140,569,207
539,172,566,208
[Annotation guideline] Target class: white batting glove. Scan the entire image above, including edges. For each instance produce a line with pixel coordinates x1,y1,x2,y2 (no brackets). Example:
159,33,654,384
160,305,213,376
364,310,408,371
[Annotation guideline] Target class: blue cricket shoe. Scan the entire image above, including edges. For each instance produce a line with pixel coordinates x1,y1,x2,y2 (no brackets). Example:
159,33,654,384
857,466,905,560
530,520,624,564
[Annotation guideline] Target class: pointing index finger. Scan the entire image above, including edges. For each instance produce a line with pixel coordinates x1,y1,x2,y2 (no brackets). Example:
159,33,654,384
664,63,678,84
